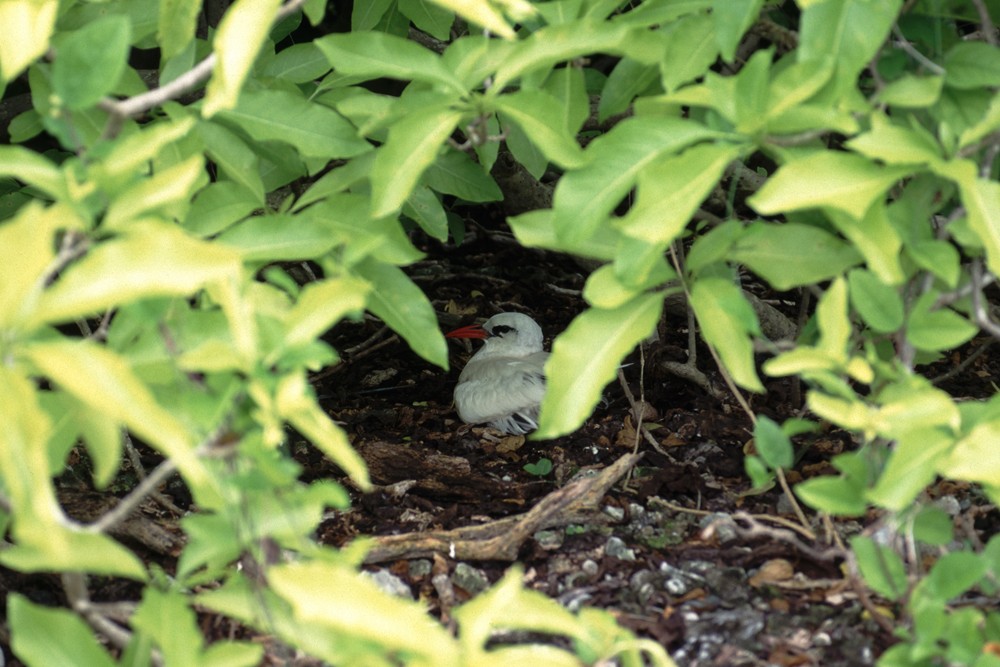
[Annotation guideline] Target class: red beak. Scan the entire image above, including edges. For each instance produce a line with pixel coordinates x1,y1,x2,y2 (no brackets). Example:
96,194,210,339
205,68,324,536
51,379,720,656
445,323,488,339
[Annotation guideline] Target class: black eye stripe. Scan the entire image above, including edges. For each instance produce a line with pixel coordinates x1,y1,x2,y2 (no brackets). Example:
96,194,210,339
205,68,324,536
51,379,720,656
490,325,515,336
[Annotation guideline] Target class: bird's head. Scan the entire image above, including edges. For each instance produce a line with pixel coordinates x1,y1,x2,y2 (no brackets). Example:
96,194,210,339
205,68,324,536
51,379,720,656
446,312,544,356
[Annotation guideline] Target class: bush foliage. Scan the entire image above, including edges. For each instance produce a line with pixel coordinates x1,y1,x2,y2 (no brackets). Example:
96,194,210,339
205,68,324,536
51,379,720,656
1,0,1000,664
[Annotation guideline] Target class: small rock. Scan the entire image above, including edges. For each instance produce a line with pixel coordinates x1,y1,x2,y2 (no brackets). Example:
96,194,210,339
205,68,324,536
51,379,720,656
581,559,599,576
453,562,490,595
408,559,432,579
533,529,565,551
363,569,413,599
603,505,625,521
604,536,636,561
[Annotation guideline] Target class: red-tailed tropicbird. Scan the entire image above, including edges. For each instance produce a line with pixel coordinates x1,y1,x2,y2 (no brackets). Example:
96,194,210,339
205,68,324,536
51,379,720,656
445,312,548,435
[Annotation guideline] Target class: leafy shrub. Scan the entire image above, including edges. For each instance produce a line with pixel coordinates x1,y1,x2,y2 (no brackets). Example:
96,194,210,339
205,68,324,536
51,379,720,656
1,0,1000,664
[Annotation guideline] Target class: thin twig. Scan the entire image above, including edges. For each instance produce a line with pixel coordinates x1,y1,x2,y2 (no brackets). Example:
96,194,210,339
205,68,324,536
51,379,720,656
98,0,310,136
891,26,946,75
971,0,999,46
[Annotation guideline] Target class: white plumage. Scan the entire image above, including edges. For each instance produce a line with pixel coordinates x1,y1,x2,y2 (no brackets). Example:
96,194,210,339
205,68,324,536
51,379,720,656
446,312,548,435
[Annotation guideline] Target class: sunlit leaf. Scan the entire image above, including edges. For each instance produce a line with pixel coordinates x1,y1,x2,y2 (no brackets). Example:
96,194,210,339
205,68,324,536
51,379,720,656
269,561,457,660
8,595,116,667
315,31,464,91
203,0,283,116
749,151,912,220
33,221,241,326
730,222,860,291
0,0,57,83
354,259,448,368
690,276,764,392
539,293,664,438
216,89,371,161
370,104,463,218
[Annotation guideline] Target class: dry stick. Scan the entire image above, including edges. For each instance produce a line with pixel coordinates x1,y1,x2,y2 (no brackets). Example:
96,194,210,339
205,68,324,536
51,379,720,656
616,367,675,460
666,243,815,536
98,0,310,136
971,0,999,46
651,497,816,541
62,572,151,661
971,260,1000,341
121,431,185,516
363,452,642,563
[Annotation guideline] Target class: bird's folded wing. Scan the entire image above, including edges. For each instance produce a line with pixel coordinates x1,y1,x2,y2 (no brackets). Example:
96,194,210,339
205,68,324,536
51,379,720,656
455,354,548,424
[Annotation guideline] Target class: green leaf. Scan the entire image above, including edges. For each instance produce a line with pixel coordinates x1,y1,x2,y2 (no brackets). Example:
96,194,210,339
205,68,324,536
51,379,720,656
184,181,261,237
261,43,332,83
269,561,458,660
216,213,340,261
0,202,81,330
943,42,1000,90
457,566,589,651
0,368,60,522
712,0,762,63
0,145,65,199
600,58,658,120
158,0,199,60
686,220,744,274
33,221,241,326
730,222,860,291
913,506,954,546
906,293,977,352
850,535,907,600
104,154,207,229
876,73,943,108
543,61,589,135
508,209,622,262
0,0,57,83
845,117,942,166
798,0,902,99
848,269,904,333
8,594,116,667
827,206,905,285
868,428,953,511
370,104,463,218
552,116,723,243
355,258,449,368
493,19,645,89
495,89,587,168
52,15,130,109
399,0,454,40
617,142,742,245
99,116,198,182
659,12,719,93
23,340,213,495
404,185,449,240
283,277,369,351
422,150,503,202
315,31,464,91
538,293,664,439
423,0,519,39
939,421,1000,486
754,416,793,469
131,588,203,665
202,0,283,117
929,552,987,600
523,458,554,476
198,120,266,201
907,240,961,289
796,474,867,517
690,276,764,392
2,522,147,580
216,89,371,161
749,151,912,220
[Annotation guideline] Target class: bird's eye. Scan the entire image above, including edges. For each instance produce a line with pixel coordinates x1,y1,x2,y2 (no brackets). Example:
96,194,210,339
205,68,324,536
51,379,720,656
491,325,514,336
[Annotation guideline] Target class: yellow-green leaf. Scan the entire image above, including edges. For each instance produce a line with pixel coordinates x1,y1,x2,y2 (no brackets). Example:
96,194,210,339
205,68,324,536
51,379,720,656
32,221,241,326
0,0,57,82
539,293,664,438
202,0,283,117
